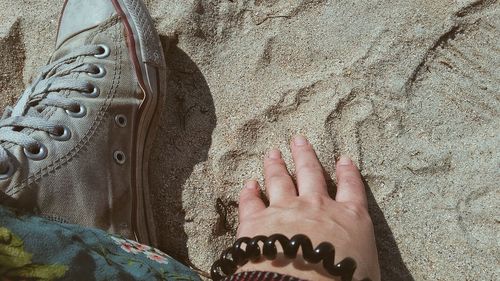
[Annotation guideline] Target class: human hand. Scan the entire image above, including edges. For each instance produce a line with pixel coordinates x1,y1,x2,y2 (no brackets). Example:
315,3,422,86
236,136,380,281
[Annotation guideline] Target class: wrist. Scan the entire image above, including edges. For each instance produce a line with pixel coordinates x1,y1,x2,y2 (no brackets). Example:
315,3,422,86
237,259,341,281
211,234,371,281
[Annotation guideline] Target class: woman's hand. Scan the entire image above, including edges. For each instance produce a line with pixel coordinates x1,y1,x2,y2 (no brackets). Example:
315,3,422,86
236,136,380,281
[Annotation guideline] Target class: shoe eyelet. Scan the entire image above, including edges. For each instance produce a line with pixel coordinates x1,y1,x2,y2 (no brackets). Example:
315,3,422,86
84,84,100,98
24,143,48,161
113,150,126,165
50,125,72,141
66,104,87,118
87,65,106,78
95,45,110,59
115,114,128,128
0,162,15,180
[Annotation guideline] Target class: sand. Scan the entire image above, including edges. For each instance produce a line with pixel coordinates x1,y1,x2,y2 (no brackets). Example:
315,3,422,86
0,0,498,280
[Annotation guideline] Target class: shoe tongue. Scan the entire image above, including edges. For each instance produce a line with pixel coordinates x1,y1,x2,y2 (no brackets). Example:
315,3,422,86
11,30,85,116
10,30,92,118
50,31,91,62
10,0,116,117
55,0,116,49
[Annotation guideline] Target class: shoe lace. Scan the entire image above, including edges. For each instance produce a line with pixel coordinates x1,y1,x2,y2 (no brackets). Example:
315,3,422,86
0,45,105,175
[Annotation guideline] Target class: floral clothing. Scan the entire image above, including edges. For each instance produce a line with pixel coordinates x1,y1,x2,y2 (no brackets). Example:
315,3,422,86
0,205,200,281
0,205,305,281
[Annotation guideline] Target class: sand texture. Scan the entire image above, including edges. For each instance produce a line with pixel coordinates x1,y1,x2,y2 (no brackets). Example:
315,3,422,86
0,0,499,280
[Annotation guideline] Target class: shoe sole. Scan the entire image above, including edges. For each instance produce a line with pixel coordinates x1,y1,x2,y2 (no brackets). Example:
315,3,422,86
111,0,166,247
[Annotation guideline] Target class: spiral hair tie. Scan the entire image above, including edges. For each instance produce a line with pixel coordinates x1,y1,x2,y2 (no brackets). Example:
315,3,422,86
211,234,371,281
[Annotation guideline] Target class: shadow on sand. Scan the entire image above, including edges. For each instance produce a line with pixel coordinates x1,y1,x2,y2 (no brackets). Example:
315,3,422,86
325,173,415,280
149,36,216,263
152,36,413,280
364,178,415,281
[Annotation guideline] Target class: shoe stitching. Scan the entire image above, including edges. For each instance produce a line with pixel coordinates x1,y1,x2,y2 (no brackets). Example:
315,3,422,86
1,16,121,154
7,19,125,195
1,53,87,152
123,0,162,65
24,30,123,190
9,34,122,193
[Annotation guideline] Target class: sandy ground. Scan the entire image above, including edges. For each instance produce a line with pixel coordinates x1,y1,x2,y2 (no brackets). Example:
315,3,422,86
0,0,499,280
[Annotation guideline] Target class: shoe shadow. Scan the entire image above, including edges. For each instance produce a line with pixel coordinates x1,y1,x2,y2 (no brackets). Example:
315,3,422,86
325,174,415,280
149,36,216,263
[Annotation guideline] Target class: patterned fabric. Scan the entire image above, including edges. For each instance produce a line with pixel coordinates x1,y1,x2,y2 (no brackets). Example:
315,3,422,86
0,205,200,281
222,271,306,281
0,205,305,281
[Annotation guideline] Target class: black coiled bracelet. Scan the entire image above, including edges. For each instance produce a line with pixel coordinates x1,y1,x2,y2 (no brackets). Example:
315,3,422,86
210,234,371,281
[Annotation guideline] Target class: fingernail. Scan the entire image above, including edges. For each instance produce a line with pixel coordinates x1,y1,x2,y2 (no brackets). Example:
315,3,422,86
245,180,258,189
338,156,352,166
293,135,308,146
267,149,282,159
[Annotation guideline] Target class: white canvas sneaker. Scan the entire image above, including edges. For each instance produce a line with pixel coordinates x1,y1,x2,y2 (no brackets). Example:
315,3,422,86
0,0,166,246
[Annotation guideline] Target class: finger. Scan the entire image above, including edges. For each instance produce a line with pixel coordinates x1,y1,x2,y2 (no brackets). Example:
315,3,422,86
335,156,368,208
264,149,297,203
290,135,328,196
238,180,266,221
